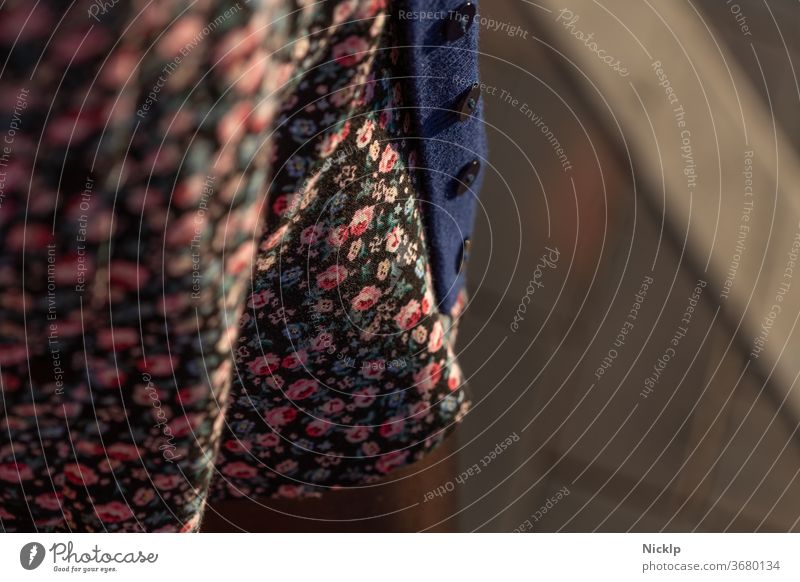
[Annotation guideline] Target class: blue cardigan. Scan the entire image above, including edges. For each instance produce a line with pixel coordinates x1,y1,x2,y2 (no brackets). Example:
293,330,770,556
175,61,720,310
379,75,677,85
398,0,488,312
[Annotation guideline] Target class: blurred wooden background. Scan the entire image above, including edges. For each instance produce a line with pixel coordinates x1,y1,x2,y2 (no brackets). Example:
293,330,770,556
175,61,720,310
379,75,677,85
452,0,800,532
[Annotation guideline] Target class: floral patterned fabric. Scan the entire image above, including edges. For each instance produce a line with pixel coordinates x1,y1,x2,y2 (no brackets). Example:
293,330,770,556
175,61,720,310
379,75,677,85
0,0,470,532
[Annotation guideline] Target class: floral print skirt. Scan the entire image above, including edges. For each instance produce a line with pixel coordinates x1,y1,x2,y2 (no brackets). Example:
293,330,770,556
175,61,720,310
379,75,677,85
0,0,469,531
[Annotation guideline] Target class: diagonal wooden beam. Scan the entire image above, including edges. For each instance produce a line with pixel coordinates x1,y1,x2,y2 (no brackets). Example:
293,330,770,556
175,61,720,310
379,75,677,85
532,0,800,418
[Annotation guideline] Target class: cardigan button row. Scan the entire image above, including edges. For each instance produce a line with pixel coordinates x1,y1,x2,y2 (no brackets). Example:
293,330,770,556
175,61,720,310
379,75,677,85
455,158,479,272
445,2,479,276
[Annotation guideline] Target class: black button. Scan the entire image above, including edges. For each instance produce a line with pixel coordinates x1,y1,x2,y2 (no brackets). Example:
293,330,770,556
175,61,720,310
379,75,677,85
458,238,472,273
456,159,480,196
445,2,477,41
457,82,481,121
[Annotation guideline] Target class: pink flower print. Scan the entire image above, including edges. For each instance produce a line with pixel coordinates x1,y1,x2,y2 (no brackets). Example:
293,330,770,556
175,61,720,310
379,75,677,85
345,426,371,443
286,378,318,400
300,224,326,245
319,132,341,157
154,474,182,490
305,419,332,437
351,285,381,311
333,1,356,24
167,214,199,246
0,345,27,366
356,119,374,148
421,293,432,315
317,265,349,290
35,492,63,511
385,226,402,252
235,52,266,95
226,241,255,275
64,464,98,486
131,489,155,509
379,144,398,173
76,441,105,456
224,439,251,454
95,363,128,388
362,441,380,456
265,406,297,427
376,450,409,474
55,253,94,285
330,85,354,107
255,433,280,448
168,414,196,438
177,385,205,406
95,501,134,524
46,109,97,145
378,417,405,438
276,459,298,474
264,376,285,391
157,16,204,58
222,462,258,479
1,4,52,43
138,354,174,377
107,443,140,461
172,175,206,208
276,485,303,499
97,327,139,351
448,367,463,392
109,260,150,290
340,120,352,141
320,398,345,415
272,193,294,217
353,387,378,408
332,35,369,67
281,350,308,370
310,332,334,352
327,224,350,247
394,299,422,330
247,289,272,309
248,353,280,376
218,101,250,143
428,321,444,352
349,205,374,237
414,361,443,392
362,361,384,381
0,372,20,392
0,462,33,482
409,401,430,418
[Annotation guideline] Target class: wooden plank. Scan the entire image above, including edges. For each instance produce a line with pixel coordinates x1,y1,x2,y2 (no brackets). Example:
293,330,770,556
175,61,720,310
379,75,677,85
531,0,800,419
